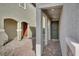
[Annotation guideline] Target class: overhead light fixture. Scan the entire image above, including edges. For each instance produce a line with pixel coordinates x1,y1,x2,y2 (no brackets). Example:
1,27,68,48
51,9,55,11
19,3,27,9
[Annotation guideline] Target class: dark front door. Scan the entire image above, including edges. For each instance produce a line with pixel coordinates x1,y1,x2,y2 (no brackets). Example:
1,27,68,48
51,21,59,39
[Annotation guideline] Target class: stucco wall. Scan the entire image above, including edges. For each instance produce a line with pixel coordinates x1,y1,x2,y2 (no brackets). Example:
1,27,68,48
75,4,79,41
0,3,36,38
60,3,79,56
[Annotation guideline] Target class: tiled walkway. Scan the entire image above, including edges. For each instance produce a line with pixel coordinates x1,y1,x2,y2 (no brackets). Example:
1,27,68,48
0,37,35,56
43,40,62,56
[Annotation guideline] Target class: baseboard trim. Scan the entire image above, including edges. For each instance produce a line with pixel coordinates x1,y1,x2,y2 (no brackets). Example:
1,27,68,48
36,44,41,56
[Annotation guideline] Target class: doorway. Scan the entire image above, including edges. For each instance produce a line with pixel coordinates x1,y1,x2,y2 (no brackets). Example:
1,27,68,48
51,21,59,40
41,5,62,56
21,22,29,39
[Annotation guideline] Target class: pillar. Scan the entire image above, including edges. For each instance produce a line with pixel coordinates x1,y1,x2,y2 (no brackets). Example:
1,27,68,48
17,22,21,40
48,19,51,40
0,18,5,32
36,5,43,56
45,16,48,45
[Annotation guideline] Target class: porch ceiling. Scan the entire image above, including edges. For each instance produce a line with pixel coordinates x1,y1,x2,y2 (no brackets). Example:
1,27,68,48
42,5,62,21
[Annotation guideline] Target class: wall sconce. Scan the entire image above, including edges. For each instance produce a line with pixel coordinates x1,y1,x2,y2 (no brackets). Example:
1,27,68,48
19,3,27,9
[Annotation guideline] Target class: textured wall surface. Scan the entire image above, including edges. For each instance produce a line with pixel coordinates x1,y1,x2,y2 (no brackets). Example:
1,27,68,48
60,3,79,55
0,3,36,47
0,3,36,28
0,3,36,36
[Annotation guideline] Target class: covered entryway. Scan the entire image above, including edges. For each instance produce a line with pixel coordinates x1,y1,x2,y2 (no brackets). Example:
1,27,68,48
3,20,35,56
4,18,17,42
36,4,63,56
42,6,62,55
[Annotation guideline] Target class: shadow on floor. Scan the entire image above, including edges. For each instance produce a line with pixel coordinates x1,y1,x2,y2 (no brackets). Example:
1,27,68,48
30,37,36,53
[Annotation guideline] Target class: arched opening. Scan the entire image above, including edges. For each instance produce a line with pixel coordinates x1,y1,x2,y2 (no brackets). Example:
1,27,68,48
4,18,17,42
21,22,29,39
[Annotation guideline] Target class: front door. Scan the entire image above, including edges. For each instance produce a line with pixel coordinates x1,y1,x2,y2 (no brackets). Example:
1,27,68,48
51,21,59,39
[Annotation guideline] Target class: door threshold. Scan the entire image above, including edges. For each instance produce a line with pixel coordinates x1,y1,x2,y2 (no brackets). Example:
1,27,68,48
51,39,59,42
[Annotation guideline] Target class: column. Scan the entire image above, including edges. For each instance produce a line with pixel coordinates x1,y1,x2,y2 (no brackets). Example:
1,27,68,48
48,19,51,40
0,19,5,32
45,16,48,45
36,6,43,56
17,22,21,40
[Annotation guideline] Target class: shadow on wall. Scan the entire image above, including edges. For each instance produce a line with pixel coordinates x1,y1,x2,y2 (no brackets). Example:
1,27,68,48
4,18,17,43
30,27,36,38
30,26,36,51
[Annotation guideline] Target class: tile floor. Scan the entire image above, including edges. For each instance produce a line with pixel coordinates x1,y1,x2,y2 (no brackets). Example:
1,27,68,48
0,37,35,56
43,40,62,56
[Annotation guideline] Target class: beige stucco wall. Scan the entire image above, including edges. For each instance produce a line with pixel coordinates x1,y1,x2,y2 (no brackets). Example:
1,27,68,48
0,3,36,37
60,3,79,56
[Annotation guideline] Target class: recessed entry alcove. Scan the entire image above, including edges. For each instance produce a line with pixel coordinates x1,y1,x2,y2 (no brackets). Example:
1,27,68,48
21,22,29,39
4,18,17,42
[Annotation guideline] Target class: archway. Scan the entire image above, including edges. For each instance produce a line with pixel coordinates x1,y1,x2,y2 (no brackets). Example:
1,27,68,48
21,22,29,39
4,18,17,42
